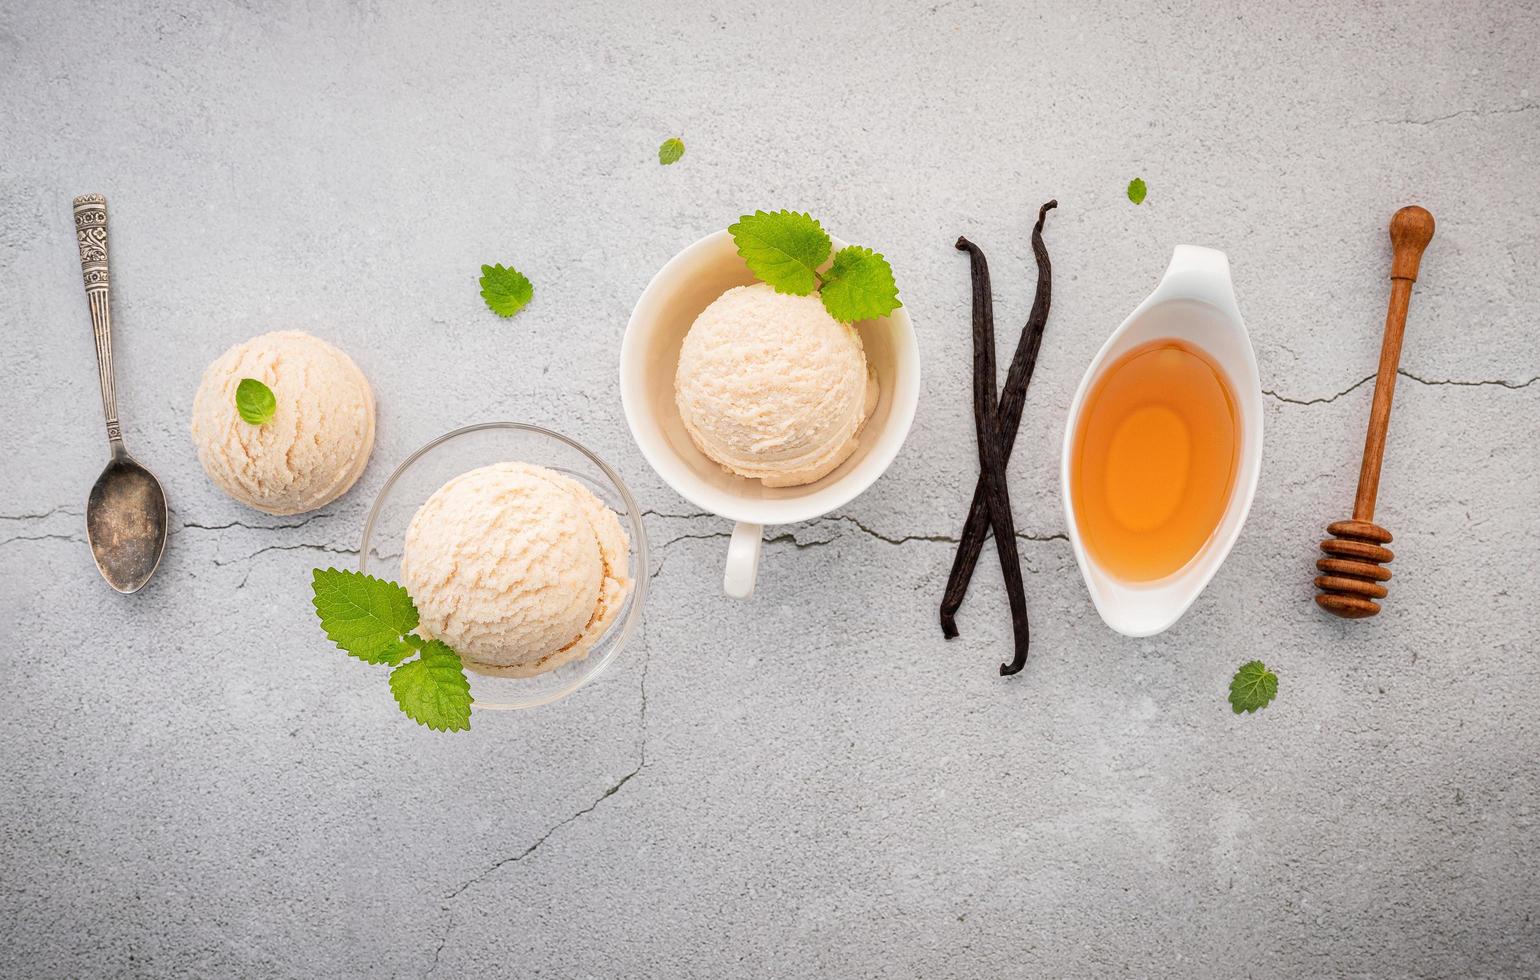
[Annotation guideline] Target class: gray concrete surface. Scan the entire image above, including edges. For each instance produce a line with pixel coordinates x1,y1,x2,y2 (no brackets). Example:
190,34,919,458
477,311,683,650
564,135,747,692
3,0,1538,976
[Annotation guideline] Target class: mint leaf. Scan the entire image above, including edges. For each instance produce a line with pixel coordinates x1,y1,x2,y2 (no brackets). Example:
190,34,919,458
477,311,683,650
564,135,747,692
235,378,276,425
728,210,831,295
1127,177,1148,205
658,137,685,165
480,263,534,318
311,569,474,732
1229,660,1278,714
311,568,419,666
389,640,473,732
820,245,901,323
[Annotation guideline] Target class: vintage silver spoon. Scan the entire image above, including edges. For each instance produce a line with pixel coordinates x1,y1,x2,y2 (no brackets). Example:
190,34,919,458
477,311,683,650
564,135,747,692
74,194,167,593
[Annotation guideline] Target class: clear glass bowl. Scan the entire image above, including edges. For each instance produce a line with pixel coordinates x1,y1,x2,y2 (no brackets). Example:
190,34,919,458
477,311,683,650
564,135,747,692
359,422,649,711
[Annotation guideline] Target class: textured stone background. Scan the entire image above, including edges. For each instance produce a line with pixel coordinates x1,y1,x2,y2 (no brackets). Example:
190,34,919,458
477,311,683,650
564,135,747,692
2,1,1537,977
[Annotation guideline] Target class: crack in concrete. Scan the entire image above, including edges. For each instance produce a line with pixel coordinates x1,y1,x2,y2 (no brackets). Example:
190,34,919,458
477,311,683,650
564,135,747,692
1399,371,1539,391
0,506,78,522
1264,369,1539,406
656,530,733,547
1264,374,1376,406
427,768,646,968
0,532,85,549
447,732,642,901
766,530,839,551
823,513,960,545
642,508,716,521
1373,102,1539,126
427,634,653,976
651,528,850,550
636,634,651,765
649,513,1067,553
826,514,1068,546
424,931,447,979
212,542,359,567
649,552,671,581
181,513,333,532
1020,531,1071,543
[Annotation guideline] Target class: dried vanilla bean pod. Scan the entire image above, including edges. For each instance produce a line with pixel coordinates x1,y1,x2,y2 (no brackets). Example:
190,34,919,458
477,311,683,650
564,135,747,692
940,202,1055,642
954,236,1030,675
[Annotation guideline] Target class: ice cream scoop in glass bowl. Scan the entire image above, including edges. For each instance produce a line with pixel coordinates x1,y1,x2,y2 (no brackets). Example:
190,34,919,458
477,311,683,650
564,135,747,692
360,422,648,711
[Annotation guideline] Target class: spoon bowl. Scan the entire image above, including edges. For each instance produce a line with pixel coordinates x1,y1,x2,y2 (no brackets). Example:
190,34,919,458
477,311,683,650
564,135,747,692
86,452,168,593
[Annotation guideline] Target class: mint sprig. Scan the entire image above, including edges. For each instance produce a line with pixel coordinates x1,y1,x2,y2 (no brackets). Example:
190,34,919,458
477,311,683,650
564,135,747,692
727,209,901,323
821,245,901,323
311,568,473,731
1127,177,1148,205
479,263,534,318
1228,660,1278,714
658,137,685,165
728,210,831,297
390,640,472,732
235,378,276,425
311,568,419,665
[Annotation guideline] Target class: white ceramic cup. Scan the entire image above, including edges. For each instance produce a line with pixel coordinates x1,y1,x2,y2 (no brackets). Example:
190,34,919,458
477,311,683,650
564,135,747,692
620,229,920,598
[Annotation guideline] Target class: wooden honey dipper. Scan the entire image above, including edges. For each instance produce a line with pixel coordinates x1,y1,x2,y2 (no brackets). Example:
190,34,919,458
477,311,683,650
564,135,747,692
1315,205,1435,618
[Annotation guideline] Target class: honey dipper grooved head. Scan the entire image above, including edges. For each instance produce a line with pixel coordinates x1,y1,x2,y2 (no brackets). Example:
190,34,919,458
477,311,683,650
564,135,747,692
1314,520,1394,619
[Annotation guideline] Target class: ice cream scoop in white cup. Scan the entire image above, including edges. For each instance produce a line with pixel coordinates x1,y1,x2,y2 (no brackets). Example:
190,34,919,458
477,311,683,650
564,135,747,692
621,229,920,598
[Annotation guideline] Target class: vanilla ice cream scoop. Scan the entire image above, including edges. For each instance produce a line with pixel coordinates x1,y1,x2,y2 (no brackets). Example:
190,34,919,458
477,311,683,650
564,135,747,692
399,462,632,677
675,283,877,488
190,330,375,515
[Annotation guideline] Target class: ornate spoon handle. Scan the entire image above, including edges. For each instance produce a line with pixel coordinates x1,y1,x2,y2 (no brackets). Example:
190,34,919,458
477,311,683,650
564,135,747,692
73,194,124,452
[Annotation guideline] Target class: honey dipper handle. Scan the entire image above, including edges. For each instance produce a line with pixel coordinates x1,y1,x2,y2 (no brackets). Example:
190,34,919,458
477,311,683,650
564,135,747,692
1353,206,1435,521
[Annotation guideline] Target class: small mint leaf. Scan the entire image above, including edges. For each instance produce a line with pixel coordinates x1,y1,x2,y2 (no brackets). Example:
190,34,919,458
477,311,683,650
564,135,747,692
1228,660,1278,714
819,245,901,323
311,568,419,666
728,210,831,296
1127,177,1148,205
658,137,685,165
235,378,276,425
480,263,534,318
389,640,473,732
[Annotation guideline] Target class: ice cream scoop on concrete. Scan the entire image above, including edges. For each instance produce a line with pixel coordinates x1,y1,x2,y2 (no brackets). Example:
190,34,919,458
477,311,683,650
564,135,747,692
399,462,632,677
675,283,878,488
190,330,375,515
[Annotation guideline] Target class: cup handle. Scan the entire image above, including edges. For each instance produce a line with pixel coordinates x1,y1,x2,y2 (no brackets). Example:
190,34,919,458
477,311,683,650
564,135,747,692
723,522,763,598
